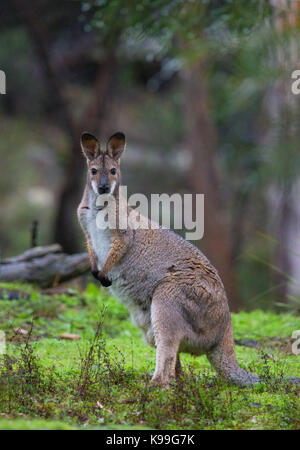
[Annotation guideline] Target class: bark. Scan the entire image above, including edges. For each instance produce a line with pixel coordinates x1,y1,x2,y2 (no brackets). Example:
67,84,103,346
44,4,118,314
0,245,89,288
231,190,250,262
1,244,62,263
184,61,239,312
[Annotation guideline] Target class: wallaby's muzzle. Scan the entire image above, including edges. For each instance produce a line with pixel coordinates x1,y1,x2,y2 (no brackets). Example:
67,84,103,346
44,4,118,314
98,184,110,194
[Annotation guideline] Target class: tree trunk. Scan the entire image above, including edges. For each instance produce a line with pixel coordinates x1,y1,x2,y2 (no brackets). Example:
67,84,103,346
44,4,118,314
0,245,89,287
12,0,116,253
53,54,116,253
184,61,239,312
272,188,293,300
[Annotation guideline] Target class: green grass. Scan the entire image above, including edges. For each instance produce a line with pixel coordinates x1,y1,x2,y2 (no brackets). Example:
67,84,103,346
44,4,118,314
0,282,299,430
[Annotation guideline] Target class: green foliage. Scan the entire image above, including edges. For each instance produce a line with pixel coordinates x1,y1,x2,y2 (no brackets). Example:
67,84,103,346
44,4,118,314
83,0,272,46
79,0,300,309
0,282,299,430
0,29,44,115
232,309,300,340
1,0,299,310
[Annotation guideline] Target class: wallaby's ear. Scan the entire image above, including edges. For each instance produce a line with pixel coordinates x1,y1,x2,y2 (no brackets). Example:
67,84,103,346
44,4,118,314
80,132,101,160
107,132,126,161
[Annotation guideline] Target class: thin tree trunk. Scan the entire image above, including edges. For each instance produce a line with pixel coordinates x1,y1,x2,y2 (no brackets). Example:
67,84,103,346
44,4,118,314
12,0,75,133
12,0,79,252
273,187,293,300
266,0,300,301
53,55,116,252
231,189,250,262
12,0,116,253
184,61,239,312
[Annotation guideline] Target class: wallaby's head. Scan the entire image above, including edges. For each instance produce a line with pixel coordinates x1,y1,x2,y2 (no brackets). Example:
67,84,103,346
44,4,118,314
80,132,125,196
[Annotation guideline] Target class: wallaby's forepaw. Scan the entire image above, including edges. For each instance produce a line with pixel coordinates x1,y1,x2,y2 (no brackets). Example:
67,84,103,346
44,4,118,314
100,275,112,287
91,270,112,287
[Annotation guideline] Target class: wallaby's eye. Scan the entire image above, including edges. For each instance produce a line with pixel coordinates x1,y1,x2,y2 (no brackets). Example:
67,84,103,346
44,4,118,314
91,168,97,175
110,168,117,175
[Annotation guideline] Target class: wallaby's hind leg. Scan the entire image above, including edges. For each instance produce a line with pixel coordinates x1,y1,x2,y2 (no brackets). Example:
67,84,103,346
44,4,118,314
207,319,260,386
150,288,185,387
152,339,179,386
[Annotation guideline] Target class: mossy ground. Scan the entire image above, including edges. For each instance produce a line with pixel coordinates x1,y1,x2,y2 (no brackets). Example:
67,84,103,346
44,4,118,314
0,282,299,430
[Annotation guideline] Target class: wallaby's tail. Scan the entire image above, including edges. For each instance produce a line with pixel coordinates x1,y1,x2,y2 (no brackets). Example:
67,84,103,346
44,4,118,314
207,320,300,387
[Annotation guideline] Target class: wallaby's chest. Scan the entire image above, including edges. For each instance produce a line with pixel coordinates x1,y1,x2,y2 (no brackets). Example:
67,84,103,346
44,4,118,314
85,209,112,268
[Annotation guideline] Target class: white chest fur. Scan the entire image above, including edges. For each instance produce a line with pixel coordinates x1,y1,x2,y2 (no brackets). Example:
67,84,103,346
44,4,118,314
85,208,112,269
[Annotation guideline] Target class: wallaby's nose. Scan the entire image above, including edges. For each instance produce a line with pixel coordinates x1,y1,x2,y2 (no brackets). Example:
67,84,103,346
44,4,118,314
98,184,110,194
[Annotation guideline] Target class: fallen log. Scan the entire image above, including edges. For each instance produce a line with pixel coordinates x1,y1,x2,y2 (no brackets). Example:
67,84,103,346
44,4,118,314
1,244,62,264
0,245,90,288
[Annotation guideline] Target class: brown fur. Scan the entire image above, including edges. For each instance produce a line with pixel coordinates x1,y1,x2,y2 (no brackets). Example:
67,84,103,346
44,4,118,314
77,132,299,387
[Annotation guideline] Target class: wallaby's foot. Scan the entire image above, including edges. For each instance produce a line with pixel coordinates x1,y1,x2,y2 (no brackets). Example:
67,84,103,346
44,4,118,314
224,369,261,386
208,320,262,387
151,356,177,388
151,373,174,388
91,270,112,287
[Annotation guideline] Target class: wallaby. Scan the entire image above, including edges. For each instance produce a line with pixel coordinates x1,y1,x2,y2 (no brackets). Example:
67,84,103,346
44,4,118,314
77,132,299,387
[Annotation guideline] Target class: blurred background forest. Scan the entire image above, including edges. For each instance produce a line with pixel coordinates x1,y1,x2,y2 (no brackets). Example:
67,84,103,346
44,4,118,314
0,0,299,312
